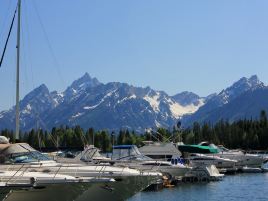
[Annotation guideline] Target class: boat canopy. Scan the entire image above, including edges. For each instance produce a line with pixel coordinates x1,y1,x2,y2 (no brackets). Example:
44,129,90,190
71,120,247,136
0,143,50,163
139,143,182,156
178,145,219,154
0,143,36,155
112,145,151,160
80,145,106,161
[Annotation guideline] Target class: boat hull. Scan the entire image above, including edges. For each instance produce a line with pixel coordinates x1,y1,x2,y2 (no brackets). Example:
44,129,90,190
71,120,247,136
0,165,159,201
213,153,264,168
3,175,156,201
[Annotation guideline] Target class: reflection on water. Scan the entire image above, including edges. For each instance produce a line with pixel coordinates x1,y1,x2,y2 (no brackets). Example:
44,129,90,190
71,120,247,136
129,173,268,201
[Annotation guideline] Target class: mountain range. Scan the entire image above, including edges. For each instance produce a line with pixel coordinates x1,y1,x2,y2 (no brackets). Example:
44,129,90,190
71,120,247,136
0,73,267,132
181,75,267,126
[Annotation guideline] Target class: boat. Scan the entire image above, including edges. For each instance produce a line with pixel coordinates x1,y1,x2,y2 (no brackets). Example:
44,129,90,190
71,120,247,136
0,141,162,201
242,166,263,173
187,153,238,172
178,144,218,154
0,169,116,201
193,142,266,170
111,145,191,178
139,142,182,161
137,141,226,181
184,164,224,181
72,145,111,163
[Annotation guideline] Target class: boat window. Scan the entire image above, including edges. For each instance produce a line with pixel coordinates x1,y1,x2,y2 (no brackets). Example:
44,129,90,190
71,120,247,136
7,151,50,163
112,146,152,161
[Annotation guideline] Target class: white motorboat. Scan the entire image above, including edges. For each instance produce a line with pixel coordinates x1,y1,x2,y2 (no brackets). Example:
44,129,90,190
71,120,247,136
139,142,182,161
242,166,263,173
198,142,266,169
111,145,191,178
71,145,111,163
188,153,237,172
0,142,161,201
0,170,115,201
185,164,224,181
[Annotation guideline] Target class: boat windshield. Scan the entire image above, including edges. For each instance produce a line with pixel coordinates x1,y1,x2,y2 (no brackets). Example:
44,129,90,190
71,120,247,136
217,145,230,152
80,147,103,161
112,145,151,160
5,151,51,163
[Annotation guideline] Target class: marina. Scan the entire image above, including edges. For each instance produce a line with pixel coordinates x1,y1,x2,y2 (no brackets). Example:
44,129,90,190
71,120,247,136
1,0,268,200
1,135,268,200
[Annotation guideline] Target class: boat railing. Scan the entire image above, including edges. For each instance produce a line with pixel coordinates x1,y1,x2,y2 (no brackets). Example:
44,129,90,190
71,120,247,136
1,164,27,184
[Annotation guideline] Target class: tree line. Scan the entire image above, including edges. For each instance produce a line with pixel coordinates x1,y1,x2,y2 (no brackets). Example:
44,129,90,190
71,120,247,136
1,110,268,151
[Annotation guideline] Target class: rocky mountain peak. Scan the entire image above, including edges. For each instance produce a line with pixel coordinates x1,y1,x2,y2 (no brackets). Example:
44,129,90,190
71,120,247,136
69,73,101,90
172,91,201,106
64,73,101,98
216,75,265,105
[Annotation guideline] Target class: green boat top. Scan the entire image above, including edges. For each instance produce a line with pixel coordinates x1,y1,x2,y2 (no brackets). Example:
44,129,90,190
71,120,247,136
178,144,219,154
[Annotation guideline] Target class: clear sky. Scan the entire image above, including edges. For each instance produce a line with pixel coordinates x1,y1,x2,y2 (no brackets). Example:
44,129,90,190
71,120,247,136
1,0,268,111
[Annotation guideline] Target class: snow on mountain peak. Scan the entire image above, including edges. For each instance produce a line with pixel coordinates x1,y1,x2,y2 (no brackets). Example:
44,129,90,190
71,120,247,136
216,75,264,105
64,73,101,99
172,91,201,106
2,72,266,131
169,98,205,118
248,75,263,87
143,92,161,112
117,94,137,104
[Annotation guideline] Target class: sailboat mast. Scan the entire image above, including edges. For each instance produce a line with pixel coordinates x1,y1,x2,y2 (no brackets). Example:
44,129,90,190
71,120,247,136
15,0,21,141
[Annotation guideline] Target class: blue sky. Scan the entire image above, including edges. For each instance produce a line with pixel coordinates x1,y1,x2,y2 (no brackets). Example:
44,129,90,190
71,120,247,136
1,0,268,110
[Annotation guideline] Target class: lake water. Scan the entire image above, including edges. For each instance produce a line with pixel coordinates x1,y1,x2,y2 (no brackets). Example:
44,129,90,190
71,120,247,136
129,173,268,201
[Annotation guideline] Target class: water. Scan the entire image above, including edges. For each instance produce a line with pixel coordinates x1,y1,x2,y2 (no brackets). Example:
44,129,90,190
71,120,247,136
129,173,268,201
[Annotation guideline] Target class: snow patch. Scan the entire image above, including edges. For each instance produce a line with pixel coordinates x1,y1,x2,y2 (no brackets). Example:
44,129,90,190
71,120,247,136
79,83,85,88
169,98,205,118
220,93,229,104
72,88,77,94
105,89,117,97
72,112,83,118
155,120,161,127
21,104,32,114
0,110,8,119
26,104,31,111
83,89,117,110
143,92,160,112
58,93,64,97
117,94,137,104
52,92,64,106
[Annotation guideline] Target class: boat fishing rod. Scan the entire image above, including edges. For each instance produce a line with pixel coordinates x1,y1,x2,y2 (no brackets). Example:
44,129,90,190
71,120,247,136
0,5,18,68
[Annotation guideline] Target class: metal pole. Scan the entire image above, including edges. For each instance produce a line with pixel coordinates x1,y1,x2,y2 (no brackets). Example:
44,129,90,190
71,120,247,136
92,131,94,146
15,0,21,141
